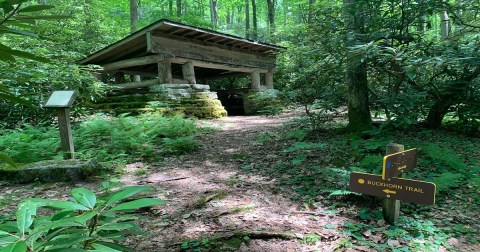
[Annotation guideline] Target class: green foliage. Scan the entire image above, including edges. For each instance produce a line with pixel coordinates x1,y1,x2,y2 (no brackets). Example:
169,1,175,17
0,124,62,163
1,113,203,164
243,91,284,115
433,172,465,192
75,113,201,162
422,143,467,171
0,181,167,251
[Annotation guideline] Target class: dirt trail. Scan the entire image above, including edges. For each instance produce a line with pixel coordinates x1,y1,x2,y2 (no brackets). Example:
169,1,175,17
0,111,343,251
122,111,343,251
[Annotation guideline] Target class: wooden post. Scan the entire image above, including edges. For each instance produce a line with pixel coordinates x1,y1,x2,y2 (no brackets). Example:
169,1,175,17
56,108,74,159
251,71,261,90
182,61,196,84
265,69,274,89
157,60,172,84
383,143,404,224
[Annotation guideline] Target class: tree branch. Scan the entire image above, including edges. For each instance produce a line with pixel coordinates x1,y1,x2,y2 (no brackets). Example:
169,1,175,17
0,3,23,27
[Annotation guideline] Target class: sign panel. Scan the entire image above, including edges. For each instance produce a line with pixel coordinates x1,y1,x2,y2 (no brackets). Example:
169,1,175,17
382,148,417,180
350,172,435,205
44,90,78,108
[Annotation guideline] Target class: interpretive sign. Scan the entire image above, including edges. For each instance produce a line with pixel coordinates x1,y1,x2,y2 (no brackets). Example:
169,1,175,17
382,148,417,180
43,90,78,159
350,172,436,205
44,90,78,108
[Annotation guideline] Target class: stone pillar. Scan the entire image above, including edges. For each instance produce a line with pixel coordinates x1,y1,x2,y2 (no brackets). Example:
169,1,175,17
182,61,196,84
251,71,261,90
114,72,125,83
157,60,172,84
265,69,274,89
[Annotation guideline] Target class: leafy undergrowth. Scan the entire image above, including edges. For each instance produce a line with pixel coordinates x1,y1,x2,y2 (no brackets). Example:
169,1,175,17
241,116,480,251
0,113,206,166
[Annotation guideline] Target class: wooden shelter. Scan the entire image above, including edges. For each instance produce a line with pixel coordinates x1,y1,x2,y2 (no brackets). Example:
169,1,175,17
79,19,283,91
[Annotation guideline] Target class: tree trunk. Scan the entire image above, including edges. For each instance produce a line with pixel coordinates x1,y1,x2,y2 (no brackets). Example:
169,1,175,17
308,0,315,24
439,11,450,39
425,98,450,128
266,0,275,41
84,0,92,38
209,0,218,27
169,0,173,16
245,0,250,39
343,0,372,132
251,0,258,39
130,0,141,82
129,0,139,33
176,0,182,17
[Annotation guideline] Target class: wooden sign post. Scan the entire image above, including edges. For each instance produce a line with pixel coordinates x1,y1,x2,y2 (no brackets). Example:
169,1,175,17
43,90,78,160
349,143,435,225
383,143,404,224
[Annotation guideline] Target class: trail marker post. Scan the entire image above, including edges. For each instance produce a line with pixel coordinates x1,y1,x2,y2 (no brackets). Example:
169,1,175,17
349,143,436,225
43,90,78,159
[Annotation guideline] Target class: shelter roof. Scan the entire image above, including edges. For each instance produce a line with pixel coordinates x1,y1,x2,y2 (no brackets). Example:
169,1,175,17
79,19,284,66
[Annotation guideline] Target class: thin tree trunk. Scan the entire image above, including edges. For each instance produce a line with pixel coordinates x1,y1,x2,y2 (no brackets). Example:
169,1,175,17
245,0,250,39
251,0,258,39
130,0,141,82
209,0,218,27
308,0,315,24
343,0,372,132
176,0,182,17
266,0,275,41
440,11,450,39
169,0,173,16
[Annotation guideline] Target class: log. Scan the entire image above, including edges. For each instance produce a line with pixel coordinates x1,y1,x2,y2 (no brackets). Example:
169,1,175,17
111,79,160,89
170,57,268,73
101,55,165,72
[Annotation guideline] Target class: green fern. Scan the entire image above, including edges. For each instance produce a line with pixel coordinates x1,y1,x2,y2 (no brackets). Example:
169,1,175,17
433,172,465,192
423,144,466,171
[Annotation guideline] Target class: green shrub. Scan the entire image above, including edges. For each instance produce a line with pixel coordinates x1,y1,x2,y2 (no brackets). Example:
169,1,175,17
0,181,166,251
243,90,284,115
1,113,203,164
0,125,61,163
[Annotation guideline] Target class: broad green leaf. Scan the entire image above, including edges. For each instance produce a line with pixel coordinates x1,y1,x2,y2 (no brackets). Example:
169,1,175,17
16,202,36,236
0,50,16,62
72,188,96,209
91,243,121,252
0,27,38,38
73,210,98,224
105,186,151,206
27,198,89,211
18,5,55,12
110,198,167,211
8,49,50,63
0,230,11,236
0,235,17,247
0,240,27,252
0,153,17,168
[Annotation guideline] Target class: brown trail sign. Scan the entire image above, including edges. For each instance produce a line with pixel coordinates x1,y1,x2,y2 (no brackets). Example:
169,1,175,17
382,148,417,180
350,172,436,205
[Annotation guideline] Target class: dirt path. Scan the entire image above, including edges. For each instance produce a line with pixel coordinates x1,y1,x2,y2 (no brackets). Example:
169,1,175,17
122,111,343,251
0,111,343,251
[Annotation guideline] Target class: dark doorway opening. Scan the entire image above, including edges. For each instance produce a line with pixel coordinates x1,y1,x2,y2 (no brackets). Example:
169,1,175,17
217,91,245,116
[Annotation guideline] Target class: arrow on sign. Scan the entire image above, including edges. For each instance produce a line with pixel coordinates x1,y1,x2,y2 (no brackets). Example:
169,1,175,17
383,189,396,194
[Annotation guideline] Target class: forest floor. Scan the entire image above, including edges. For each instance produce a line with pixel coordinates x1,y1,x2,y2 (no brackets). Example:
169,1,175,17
123,108,344,251
0,109,479,251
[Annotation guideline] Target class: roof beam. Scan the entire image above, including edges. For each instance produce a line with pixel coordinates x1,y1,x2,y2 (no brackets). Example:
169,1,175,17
100,55,164,72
